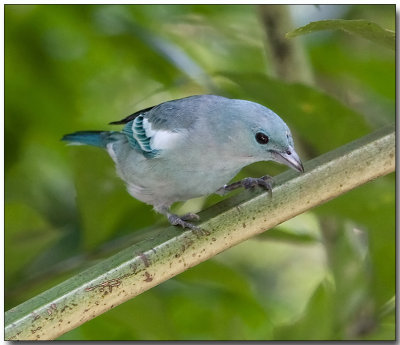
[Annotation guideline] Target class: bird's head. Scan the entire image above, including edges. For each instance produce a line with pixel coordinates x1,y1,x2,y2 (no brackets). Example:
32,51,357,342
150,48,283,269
230,99,304,173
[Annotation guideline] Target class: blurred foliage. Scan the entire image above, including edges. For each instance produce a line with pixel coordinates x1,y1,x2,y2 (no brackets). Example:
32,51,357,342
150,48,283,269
4,4,395,340
286,19,395,50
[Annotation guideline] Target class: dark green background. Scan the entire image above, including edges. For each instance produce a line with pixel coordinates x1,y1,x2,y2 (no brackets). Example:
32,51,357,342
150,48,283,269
5,4,395,340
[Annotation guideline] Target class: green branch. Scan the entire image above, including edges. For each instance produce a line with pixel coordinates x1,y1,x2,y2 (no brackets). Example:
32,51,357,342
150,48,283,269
5,125,395,340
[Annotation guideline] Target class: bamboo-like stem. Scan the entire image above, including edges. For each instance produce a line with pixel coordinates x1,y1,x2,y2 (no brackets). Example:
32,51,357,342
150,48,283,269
258,4,314,85
5,125,395,340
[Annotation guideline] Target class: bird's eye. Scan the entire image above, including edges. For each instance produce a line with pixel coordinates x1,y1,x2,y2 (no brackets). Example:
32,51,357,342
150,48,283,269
255,132,269,144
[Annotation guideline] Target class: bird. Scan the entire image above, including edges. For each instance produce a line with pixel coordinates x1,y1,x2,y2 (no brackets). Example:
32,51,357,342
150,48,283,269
62,95,304,230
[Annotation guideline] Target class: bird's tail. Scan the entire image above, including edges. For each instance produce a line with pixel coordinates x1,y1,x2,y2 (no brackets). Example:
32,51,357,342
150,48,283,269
61,131,115,148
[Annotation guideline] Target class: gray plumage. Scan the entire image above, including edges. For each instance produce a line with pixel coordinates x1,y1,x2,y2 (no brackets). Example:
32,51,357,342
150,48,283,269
62,95,303,229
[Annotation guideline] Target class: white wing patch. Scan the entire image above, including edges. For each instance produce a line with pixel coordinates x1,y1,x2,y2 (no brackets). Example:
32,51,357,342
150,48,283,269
142,117,156,137
151,129,183,150
141,118,183,151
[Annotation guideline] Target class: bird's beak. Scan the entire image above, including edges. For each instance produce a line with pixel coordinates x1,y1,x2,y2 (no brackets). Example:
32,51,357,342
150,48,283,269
271,147,304,173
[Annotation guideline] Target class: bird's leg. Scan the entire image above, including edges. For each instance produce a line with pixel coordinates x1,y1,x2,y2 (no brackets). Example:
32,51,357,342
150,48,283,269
216,175,273,197
154,205,202,231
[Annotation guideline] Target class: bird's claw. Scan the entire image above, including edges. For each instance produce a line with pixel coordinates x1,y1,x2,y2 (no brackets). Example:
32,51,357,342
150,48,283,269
242,175,273,191
217,175,273,197
180,212,200,222
168,213,203,231
215,187,229,196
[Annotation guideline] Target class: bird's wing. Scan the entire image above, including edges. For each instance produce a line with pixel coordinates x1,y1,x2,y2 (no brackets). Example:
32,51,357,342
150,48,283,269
110,97,203,158
109,105,156,125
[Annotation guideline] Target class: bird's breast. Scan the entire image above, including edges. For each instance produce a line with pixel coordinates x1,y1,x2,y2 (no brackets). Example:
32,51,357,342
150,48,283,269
111,138,250,206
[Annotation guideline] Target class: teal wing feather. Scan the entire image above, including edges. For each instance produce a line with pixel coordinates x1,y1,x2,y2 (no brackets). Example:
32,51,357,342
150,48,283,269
122,116,159,158
111,95,224,157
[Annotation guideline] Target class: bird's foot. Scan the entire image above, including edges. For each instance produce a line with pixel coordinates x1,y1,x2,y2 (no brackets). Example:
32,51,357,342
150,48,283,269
180,212,200,222
168,213,201,230
167,213,209,236
242,175,273,192
216,175,273,197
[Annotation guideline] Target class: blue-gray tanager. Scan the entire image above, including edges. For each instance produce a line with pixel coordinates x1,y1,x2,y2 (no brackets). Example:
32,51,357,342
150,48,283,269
62,95,303,230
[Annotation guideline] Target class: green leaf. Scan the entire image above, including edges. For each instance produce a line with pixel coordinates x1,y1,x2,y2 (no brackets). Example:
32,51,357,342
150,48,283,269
308,40,395,127
215,235,328,328
169,260,271,339
322,220,374,338
315,174,395,306
361,308,395,340
5,202,60,293
287,19,395,50
274,281,335,340
70,147,160,250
